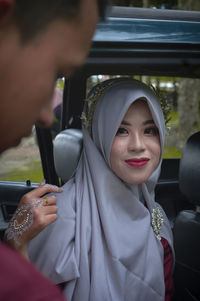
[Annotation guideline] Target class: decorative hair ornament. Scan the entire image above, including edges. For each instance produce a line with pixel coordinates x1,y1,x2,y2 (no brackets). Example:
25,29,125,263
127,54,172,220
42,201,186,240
5,199,43,245
81,79,171,134
81,80,117,133
150,84,171,125
151,207,164,241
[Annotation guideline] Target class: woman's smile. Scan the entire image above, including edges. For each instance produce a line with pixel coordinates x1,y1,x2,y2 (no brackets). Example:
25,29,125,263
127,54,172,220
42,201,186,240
110,99,161,185
125,158,150,167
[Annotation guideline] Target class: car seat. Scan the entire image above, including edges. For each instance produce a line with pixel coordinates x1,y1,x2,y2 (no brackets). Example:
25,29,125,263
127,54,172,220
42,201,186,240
53,129,83,184
173,131,200,301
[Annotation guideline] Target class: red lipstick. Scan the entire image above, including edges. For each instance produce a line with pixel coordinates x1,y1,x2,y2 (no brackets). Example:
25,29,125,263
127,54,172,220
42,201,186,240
125,158,149,167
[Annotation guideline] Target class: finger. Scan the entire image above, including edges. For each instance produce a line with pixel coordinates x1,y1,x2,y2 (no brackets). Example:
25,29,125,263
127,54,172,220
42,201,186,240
39,181,45,187
43,184,63,193
39,205,58,215
22,184,63,202
42,196,57,206
33,212,58,229
43,214,58,227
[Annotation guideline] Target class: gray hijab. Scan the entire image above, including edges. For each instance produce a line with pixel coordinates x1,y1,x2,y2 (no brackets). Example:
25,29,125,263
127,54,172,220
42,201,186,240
29,78,174,301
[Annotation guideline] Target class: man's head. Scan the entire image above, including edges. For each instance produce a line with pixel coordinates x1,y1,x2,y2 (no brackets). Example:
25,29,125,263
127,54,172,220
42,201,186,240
12,0,110,42
0,0,110,153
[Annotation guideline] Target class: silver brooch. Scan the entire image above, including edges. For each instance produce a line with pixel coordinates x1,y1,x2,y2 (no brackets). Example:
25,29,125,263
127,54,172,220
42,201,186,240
151,207,164,241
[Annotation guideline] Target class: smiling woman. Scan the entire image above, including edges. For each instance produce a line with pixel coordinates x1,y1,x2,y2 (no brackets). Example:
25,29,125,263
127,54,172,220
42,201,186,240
110,99,161,184
22,78,174,301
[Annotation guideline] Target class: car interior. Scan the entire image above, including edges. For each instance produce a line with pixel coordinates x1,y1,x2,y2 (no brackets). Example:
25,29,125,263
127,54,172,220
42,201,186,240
173,132,200,300
0,6,200,300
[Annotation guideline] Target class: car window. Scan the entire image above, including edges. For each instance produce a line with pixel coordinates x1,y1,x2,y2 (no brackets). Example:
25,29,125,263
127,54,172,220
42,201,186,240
0,79,64,183
0,133,43,182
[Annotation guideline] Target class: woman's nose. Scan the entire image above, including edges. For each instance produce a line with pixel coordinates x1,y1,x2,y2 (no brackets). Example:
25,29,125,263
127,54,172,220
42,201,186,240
128,133,145,152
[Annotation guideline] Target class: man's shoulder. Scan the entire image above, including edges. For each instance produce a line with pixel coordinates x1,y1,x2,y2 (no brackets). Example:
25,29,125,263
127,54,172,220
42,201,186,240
0,241,66,301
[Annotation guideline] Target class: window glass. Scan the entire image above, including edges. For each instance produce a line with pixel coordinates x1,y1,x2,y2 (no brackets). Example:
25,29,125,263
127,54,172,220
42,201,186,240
0,78,64,183
0,133,43,182
50,78,64,139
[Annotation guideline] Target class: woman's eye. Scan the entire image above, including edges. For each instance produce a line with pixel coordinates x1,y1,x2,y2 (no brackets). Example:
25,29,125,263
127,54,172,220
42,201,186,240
116,127,128,136
145,127,159,135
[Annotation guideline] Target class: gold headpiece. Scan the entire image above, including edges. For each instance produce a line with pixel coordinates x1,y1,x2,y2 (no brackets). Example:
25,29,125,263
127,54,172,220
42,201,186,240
150,84,171,125
81,79,171,133
81,80,116,132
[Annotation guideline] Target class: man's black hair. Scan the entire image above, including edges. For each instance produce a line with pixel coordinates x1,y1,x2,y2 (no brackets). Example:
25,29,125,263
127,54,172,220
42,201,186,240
13,0,111,42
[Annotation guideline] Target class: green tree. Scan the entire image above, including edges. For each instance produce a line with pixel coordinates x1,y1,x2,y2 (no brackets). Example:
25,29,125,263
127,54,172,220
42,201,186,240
178,0,200,10
177,0,200,148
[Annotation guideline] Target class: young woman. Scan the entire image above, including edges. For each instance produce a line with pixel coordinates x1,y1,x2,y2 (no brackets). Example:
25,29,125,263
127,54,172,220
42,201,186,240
6,78,174,301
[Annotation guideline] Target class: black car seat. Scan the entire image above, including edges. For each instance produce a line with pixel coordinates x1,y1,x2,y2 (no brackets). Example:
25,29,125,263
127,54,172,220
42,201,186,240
53,129,83,184
173,131,200,301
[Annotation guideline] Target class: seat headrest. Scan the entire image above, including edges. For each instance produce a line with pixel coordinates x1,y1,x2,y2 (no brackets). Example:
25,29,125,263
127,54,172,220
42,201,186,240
53,129,83,183
179,131,200,206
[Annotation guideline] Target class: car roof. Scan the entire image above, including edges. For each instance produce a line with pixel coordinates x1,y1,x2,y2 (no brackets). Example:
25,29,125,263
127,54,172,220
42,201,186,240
61,7,200,132
82,7,200,78
94,6,200,43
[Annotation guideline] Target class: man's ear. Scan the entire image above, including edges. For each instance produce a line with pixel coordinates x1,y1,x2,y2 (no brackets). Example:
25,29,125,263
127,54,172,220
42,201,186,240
0,0,14,19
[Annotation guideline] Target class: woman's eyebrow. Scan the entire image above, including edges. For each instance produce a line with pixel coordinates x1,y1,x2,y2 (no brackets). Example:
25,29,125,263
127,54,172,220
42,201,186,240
121,120,131,126
121,119,155,126
143,119,155,126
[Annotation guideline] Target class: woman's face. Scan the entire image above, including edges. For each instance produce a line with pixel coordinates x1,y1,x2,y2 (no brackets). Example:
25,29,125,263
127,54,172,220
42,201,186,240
110,100,161,184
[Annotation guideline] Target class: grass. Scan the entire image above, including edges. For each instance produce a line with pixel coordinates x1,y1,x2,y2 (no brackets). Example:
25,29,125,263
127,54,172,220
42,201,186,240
1,160,43,183
163,147,182,158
